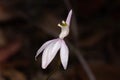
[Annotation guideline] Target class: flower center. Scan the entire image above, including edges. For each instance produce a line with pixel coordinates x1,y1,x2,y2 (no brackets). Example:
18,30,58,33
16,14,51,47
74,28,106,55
58,21,68,28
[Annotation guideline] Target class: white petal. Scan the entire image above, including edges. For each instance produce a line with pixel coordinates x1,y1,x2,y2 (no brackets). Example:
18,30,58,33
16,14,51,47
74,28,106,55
35,39,57,60
66,10,72,27
60,40,69,69
42,39,61,69
48,39,61,63
42,41,55,69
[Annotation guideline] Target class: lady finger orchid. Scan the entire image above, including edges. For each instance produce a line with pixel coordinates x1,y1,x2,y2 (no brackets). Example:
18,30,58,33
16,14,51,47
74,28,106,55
35,10,72,70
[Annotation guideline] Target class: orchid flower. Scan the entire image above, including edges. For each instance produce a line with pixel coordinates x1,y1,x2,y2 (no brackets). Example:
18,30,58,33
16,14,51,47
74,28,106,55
35,10,72,70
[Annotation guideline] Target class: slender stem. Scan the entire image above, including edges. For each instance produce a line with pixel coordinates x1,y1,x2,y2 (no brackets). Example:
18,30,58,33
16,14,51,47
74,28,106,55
68,42,96,80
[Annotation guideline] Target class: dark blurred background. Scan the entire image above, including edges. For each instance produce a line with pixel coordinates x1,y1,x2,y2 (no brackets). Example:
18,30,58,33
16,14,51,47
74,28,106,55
0,0,120,80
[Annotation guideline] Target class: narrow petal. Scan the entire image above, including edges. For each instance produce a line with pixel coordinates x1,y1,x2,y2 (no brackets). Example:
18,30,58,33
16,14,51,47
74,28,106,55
42,41,56,69
60,40,69,69
66,10,72,27
47,39,61,64
35,39,57,60
42,39,61,69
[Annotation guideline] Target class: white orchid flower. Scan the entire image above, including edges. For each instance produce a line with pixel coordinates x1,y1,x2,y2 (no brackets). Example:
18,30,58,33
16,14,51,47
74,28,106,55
35,10,72,70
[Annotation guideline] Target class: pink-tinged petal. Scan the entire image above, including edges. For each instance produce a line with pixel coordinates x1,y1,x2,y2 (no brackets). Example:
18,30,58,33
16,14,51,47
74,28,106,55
47,39,61,65
60,40,69,69
42,39,61,69
42,40,56,69
35,39,57,60
66,10,72,27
